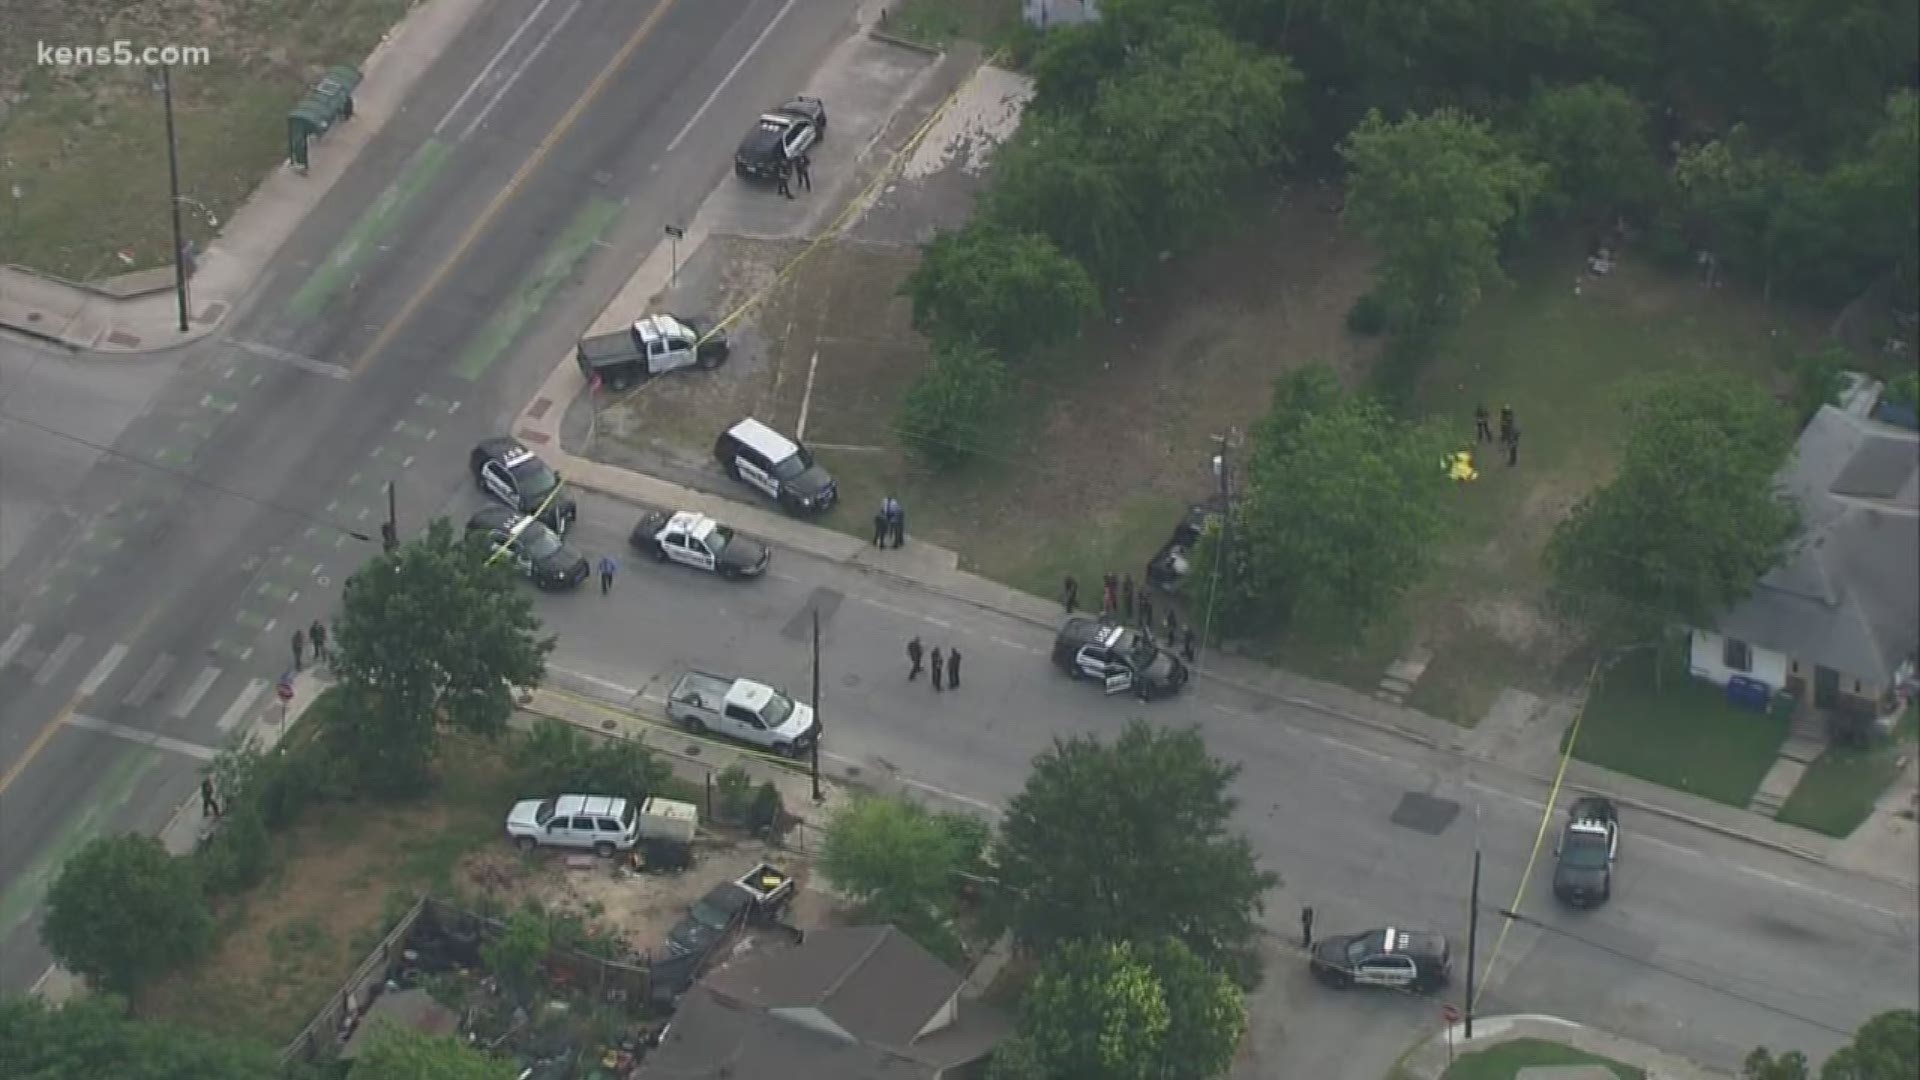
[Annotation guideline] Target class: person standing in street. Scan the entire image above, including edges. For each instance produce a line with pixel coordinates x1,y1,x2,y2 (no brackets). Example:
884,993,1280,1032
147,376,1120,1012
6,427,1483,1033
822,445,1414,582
1164,608,1178,641
1300,905,1315,949
776,158,794,199
907,636,924,681
947,648,961,690
309,619,328,663
890,500,907,548
1121,574,1135,622
1063,574,1079,613
873,508,889,546
1474,403,1493,443
1139,594,1155,638
1507,425,1522,466
929,647,945,691
599,555,617,595
291,628,305,672
794,151,812,192
200,776,220,818
1181,626,1197,662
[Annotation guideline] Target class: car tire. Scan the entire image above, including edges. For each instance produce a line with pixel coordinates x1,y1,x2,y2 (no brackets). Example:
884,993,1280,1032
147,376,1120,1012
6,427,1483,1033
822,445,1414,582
735,162,749,179
718,564,736,580
653,542,668,563
683,716,706,735
697,348,723,371
594,841,615,858
725,459,742,481
515,836,537,853
774,742,794,758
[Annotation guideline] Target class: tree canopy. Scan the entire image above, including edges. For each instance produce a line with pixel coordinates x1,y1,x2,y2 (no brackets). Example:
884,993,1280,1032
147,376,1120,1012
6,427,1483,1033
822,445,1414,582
905,225,1097,360
1547,371,1798,638
330,516,554,793
1743,1009,1919,1080
1516,80,1663,220
896,337,1013,471
995,720,1277,987
0,994,280,1080
41,834,213,999
821,794,989,963
346,1025,519,1080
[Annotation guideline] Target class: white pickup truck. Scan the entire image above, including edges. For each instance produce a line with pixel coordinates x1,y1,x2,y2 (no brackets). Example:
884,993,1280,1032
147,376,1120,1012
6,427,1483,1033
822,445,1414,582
665,671,819,757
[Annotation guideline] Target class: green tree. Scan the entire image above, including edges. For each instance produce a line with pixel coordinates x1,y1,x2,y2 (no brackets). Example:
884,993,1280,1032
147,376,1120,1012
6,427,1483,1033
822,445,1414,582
1516,80,1663,219
482,906,552,1004
1759,0,1919,151
905,224,1099,359
1019,939,1170,1080
986,111,1148,288
1745,1046,1811,1080
896,338,1012,471
331,517,554,794
41,834,214,999
511,718,671,799
984,1034,1052,1080
1547,372,1798,641
0,994,281,1080
1821,1009,1920,1080
1340,108,1548,334
1672,128,1805,297
347,1026,518,1080
1825,90,1920,296
995,721,1277,987
1136,938,1247,1080
821,794,988,962
1197,366,1452,637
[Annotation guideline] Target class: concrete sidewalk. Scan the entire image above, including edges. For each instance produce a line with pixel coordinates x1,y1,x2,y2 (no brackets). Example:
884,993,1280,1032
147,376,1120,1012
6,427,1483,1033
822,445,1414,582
1398,1014,1731,1080
0,0,486,354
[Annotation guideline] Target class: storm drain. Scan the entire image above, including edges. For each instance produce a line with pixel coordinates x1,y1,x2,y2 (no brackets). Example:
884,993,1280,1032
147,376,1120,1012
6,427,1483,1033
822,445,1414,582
1390,792,1461,835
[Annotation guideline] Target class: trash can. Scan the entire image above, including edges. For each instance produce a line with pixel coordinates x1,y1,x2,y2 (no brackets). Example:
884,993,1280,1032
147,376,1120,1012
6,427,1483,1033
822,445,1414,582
287,65,363,171
1726,675,1771,712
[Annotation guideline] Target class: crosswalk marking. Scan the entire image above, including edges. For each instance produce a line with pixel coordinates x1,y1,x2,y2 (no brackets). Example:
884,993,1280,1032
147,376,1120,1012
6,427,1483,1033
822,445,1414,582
0,623,33,670
64,713,219,762
78,643,129,698
217,678,269,733
34,633,82,686
122,654,177,708
172,666,222,720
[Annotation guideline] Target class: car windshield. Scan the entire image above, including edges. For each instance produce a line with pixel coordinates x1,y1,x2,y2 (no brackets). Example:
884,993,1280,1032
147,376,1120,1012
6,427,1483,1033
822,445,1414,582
761,692,794,728
1346,931,1387,965
770,447,813,481
1562,832,1610,869
510,456,559,501
534,798,557,826
706,526,734,556
520,523,563,560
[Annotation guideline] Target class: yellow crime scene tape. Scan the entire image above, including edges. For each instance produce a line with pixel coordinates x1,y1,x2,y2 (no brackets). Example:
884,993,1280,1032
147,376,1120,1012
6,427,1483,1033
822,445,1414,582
693,48,1009,347
539,683,813,776
1470,656,1597,1011
481,478,574,568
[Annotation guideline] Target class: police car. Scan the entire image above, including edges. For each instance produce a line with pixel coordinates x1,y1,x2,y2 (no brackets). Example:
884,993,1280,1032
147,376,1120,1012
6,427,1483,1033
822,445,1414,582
470,437,577,534
467,506,590,590
1051,617,1190,700
1552,795,1620,908
713,418,836,515
630,509,771,579
1310,927,1452,992
734,96,827,180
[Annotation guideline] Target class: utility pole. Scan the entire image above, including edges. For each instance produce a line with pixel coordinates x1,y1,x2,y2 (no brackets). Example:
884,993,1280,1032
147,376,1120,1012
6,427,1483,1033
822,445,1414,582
1197,432,1234,662
160,64,190,333
810,608,822,803
1465,838,1482,1039
381,480,398,552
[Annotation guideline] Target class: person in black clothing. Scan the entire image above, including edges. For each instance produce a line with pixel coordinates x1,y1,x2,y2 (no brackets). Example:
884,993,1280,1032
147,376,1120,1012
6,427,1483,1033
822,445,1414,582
1121,575,1135,621
201,777,220,818
1139,595,1155,637
890,501,907,548
1181,626,1196,662
776,159,794,199
309,619,328,662
873,510,888,546
947,648,961,690
1474,403,1493,443
1499,404,1515,446
291,628,305,671
1063,574,1078,613
794,152,812,191
929,647,945,691
1164,608,1178,641
1507,425,1521,466
1102,573,1118,615
1301,905,1315,949
907,636,924,680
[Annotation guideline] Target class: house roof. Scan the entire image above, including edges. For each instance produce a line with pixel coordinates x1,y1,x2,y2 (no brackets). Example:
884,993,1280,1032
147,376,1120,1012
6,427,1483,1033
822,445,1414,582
639,988,935,1080
337,988,460,1060
1715,405,1920,685
704,926,965,1050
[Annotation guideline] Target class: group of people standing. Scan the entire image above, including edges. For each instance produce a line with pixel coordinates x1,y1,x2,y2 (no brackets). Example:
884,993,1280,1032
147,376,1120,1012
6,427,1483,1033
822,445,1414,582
1061,571,1198,663
774,151,813,199
1473,403,1523,466
905,636,961,691
872,496,907,548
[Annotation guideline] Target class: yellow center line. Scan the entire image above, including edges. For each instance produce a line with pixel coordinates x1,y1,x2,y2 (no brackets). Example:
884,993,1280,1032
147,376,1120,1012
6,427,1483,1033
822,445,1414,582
0,603,168,797
351,0,680,376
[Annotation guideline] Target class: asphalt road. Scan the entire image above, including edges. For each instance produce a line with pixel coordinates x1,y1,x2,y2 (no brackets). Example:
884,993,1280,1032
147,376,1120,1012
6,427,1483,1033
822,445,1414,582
528,489,1920,1078
0,0,864,991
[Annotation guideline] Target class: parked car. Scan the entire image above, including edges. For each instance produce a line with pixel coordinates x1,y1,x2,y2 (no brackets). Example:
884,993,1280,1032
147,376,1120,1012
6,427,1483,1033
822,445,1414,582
734,97,826,179
503,795,696,857
664,863,797,958
665,670,818,756
1145,503,1222,589
713,418,836,514
1052,617,1190,700
575,313,729,391
1310,927,1452,992
466,506,590,590
1552,796,1620,908
630,509,770,579
470,436,576,534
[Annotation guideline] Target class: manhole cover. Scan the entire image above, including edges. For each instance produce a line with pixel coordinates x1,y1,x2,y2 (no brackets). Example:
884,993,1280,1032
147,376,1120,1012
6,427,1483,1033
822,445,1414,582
1390,792,1461,835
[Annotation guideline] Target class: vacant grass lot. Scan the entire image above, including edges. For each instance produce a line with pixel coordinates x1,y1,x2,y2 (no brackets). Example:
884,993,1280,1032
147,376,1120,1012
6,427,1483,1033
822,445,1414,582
1,0,412,280
1777,705,1918,837
1441,1037,1644,1080
883,0,1022,49
1571,650,1791,808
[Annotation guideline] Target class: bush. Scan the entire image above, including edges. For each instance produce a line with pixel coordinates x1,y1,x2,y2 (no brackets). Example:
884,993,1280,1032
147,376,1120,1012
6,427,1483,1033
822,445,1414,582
196,803,273,896
897,338,1012,471
904,223,1098,361
714,764,755,823
747,782,785,838
1345,291,1388,335
1788,345,1852,424
512,718,671,799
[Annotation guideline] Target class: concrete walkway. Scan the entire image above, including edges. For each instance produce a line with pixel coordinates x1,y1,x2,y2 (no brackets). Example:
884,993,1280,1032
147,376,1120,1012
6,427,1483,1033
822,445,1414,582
1398,1014,1731,1080
0,0,487,353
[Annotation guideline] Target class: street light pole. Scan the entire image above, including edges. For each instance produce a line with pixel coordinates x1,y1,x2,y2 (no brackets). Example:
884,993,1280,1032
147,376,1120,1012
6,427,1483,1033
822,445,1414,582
1465,844,1482,1039
810,607,822,803
160,64,190,333
1197,433,1233,662
381,480,399,552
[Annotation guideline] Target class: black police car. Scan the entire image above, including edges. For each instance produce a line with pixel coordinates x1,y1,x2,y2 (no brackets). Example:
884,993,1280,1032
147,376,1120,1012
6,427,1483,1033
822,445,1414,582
1552,796,1620,908
466,506,589,590
471,436,577,535
713,418,836,515
1052,617,1189,700
1310,926,1452,993
734,96,826,180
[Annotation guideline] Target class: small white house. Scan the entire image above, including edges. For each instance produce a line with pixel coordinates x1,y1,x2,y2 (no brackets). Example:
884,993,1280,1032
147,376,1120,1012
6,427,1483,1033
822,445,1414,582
1689,403,1920,719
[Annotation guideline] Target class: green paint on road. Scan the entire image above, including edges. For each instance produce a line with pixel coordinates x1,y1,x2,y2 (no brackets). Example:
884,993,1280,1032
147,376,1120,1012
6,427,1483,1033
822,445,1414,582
0,749,159,943
286,138,454,322
454,196,623,381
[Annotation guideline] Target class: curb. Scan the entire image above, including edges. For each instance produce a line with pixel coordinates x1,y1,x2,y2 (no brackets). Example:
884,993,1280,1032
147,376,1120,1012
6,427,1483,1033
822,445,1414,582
867,28,945,56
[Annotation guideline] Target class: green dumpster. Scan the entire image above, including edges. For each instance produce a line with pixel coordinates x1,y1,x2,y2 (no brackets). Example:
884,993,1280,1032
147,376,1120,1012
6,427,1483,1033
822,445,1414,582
287,65,363,171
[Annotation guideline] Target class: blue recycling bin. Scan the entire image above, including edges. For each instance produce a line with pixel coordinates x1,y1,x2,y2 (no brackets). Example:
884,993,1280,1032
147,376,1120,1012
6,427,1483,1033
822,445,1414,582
1726,675,1772,712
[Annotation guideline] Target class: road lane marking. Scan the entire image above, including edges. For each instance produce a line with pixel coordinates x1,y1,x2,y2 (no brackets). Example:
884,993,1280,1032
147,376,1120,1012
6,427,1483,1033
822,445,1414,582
351,0,679,376
433,0,562,136
33,633,82,686
0,623,33,669
229,339,352,380
64,713,218,761
1,604,166,797
218,678,271,732
121,653,177,708
665,0,802,153
795,350,819,441
172,666,222,719
900,776,1002,816
547,665,642,700
76,642,128,698
460,0,585,141
453,195,623,380
285,138,456,322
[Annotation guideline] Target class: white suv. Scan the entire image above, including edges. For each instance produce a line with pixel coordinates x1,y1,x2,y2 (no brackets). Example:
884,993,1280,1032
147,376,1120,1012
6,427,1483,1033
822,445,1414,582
505,794,639,856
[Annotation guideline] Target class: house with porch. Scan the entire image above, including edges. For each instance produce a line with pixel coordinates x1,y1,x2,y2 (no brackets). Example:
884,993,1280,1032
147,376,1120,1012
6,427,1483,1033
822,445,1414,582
1689,402,1919,726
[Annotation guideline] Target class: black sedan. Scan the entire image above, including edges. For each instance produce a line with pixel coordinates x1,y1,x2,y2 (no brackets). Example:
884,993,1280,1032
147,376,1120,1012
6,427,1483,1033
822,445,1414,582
467,507,589,590
470,436,577,535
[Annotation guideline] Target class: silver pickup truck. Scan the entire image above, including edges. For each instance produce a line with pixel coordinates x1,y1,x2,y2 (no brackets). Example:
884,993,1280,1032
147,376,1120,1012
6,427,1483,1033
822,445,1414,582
665,671,819,757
